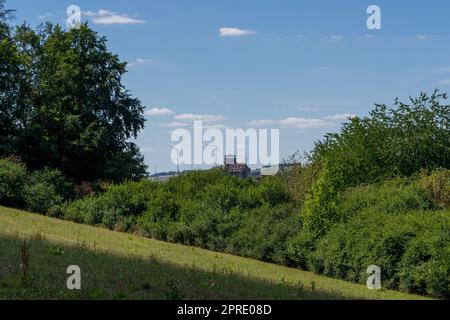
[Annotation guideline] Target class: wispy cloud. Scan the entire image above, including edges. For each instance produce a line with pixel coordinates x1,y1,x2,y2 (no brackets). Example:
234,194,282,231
395,65,450,87
315,65,329,72
436,79,450,86
203,124,232,130
160,122,190,128
248,120,277,127
83,9,145,25
279,118,330,128
174,114,227,122
297,107,319,112
327,34,343,42
248,118,330,129
416,34,431,41
220,27,256,37
145,108,174,116
355,34,376,40
128,58,153,67
38,12,54,20
325,114,357,121
395,76,429,87
249,113,357,129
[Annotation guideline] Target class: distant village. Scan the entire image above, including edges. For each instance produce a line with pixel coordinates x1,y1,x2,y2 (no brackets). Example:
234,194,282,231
150,155,280,182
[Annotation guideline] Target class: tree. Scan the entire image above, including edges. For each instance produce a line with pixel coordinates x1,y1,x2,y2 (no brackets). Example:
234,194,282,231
0,0,20,155
302,91,450,235
2,22,148,182
313,90,450,187
0,0,14,23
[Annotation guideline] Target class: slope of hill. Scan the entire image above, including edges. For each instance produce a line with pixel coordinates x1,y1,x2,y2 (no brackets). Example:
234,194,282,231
0,206,429,300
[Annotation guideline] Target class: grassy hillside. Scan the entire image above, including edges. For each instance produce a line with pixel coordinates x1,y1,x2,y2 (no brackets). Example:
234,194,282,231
0,206,428,300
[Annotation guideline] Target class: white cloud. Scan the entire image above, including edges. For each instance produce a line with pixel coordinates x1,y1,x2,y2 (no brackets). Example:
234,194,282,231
297,107,319,112
279,118,330,128
83,9,145,25
38,12,54,20
160,122,190,128
249,118,330,129
416,34,431,40
174,114,226,122
82,11,97,17
326,114,357,121
394,76,429,87
356,34,376,40
220,27,256,37
203,124,232,130
128,58,153,67
145,108,174,116
316,65,329,71
436,79,450,86
249,114,357,129
248,120,277,127
327,34,343,42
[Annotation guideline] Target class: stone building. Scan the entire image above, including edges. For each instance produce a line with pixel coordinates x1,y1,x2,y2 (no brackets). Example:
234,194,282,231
224,155,251,179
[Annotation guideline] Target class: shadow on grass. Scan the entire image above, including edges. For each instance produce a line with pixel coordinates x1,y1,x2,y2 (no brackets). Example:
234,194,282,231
0,234,349,300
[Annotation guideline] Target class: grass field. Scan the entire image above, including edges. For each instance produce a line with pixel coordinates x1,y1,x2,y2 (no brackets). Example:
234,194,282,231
0,206,430,300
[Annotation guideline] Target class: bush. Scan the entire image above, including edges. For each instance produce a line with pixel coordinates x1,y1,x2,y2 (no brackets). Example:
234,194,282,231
313,91,450,189
0,158,27,207
23,182,64,214
63,179,159,229
227,204,301,264
23,168,74,214
137,189,181,240
286,230,317,270
310,210,450,296
398,223,450,298
421,168,450,210
301,168,340,236
337,177,433,221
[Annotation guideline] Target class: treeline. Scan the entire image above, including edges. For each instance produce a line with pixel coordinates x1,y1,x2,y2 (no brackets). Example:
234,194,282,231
0,0,147,183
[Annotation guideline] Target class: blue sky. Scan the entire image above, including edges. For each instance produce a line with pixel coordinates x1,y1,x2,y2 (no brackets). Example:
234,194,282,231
8,0,450,172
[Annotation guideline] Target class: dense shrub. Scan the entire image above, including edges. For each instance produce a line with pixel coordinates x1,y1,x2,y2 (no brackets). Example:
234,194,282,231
63,180,159,230
337,177,433,221
23,168,74,214
301,168,340,236
0,158,27,207
302,174,434,236
283,160,320,206
227,204,301,264
310,210,450,297
137,189,181,240
301,91,450,236
398,225,450,298
24,182,63,214
285,229,318,270
420,169,450,210
313,91,450,188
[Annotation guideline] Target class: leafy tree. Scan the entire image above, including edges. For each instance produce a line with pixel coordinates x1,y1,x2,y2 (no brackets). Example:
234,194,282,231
0,0,20,155
314,90,449,187
0,0,14,23
1,21,147,182
302,91,450,235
